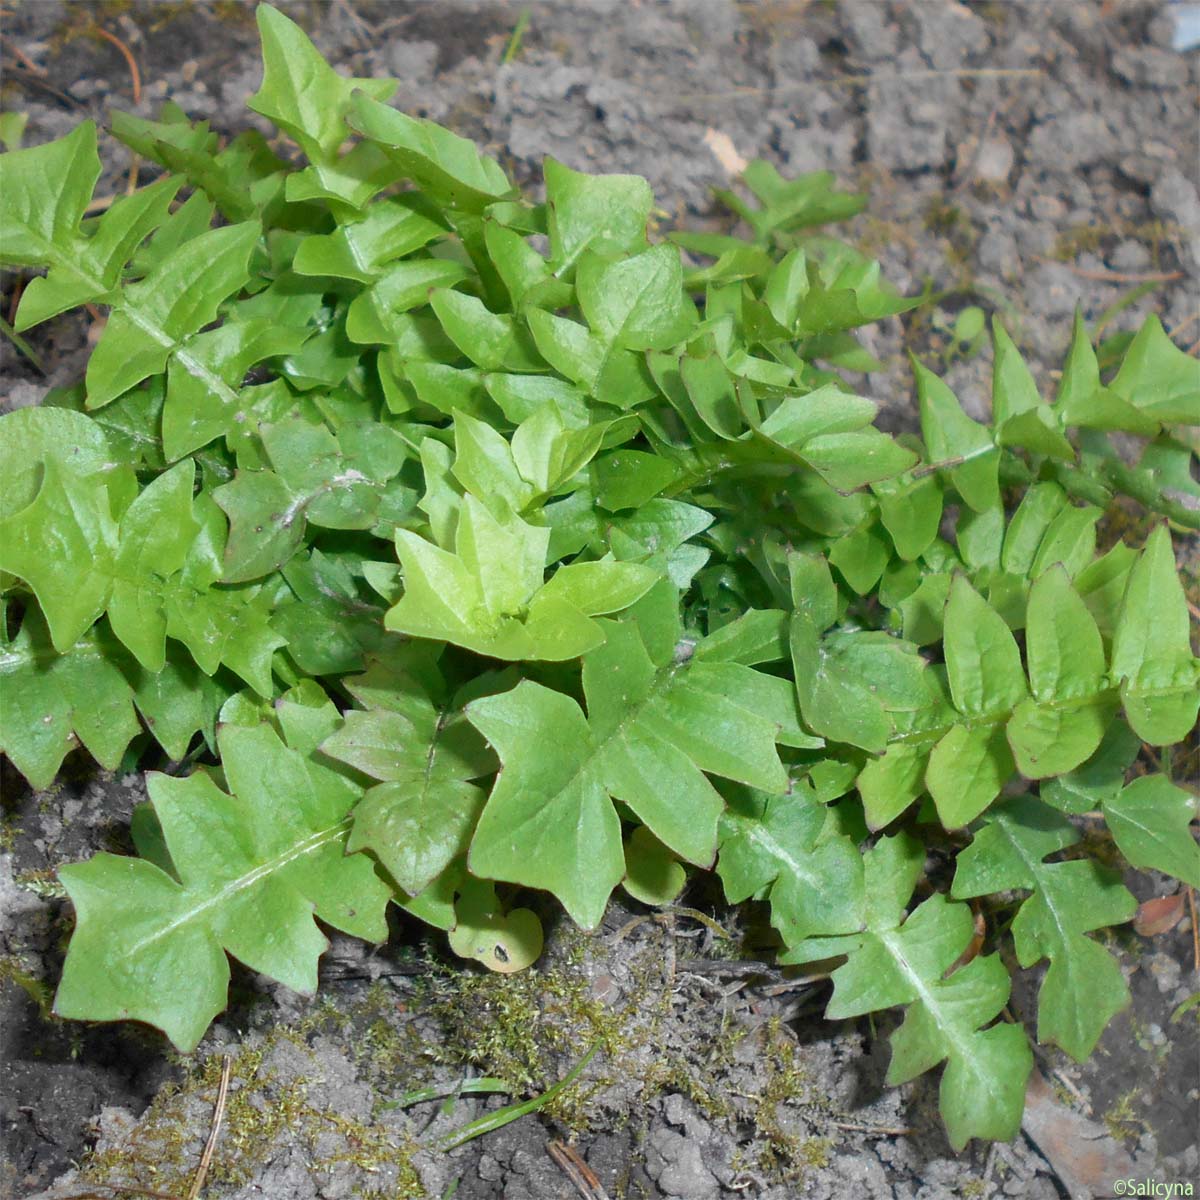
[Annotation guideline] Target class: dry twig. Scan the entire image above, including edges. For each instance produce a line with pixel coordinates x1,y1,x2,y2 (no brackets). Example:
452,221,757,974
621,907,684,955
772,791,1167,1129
90,25,142,105
55,1186,180,1200
1188,886,1200,974
185,1054,232,1200
4,38,45,74
1031,256,1184,284
547,1139,612,1200
829,1119,913,1136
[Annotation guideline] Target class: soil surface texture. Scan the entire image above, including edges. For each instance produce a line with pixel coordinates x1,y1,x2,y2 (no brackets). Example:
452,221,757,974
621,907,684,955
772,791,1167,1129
1,2,1198,1199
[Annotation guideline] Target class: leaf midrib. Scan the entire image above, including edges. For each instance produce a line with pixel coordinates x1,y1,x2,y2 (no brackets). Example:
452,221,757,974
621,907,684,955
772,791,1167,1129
875,924,1009,1106
32,229,245,418
124,816,353,958
498,659,686,842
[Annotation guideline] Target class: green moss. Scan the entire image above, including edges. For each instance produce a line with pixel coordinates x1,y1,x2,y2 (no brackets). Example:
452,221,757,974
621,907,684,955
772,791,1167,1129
924,196,969,237
78,1019,430,1196
740,1018,832,1180
69,931,836,1192
12,868,67,900
1050,218,1184,265
410,937,642,1136
0,954,54,1021
1103,1087,1144,1143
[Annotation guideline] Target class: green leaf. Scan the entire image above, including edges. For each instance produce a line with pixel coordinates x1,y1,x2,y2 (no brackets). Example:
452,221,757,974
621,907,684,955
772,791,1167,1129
813,834,1032,1150
990,319,1041,425
874,473,942,562
991,323,1073,459
1029,501,1101,580
249,5,395,164
758,384,876,450
322,654,495,895
1007,700,1113,785
126,645,233,761
452,409,532,513
484,219,573,310
0,458,117,651
386,497,658,660
544,157,652,271
926,722,1014,829
347,259,471,344
1056,310,1157,434
1040,721,1140,815
1101,777,1200,889
577,244,697,351
894,571,951,646
956,503,1003,573
162,317,311,461
1006,567,1110,779
790,616,888,752
913,356,998,512
108,460,202,671
349,92,514,212
829,524,889,594
293,196,447,283
0,406,117,521
763,247,809,330
1110,314,1200,424
943,577,1026,717
158,496,287,696
1111,526,1200,745
54,720,392,1052
1000,482,1066,578
953,796,1136,1061
791,239,918,335
85,221,261,409
1,121,100,276
998,406,1075,461
858,743,926,829
678,353,743,440
214,418,409,582
721,162,866,239
717,783,865,945
430,288,545,372
0,109,28,151
111,107,283,224
623,826,686,907
448,877,543,973
695,609,789,666
798,429,918,492
527,308,656,409
1,121,184,330
284,141,396,212
788,550,838,631
591,449,679,511
466,615,801,926
273,550,389,677
0,611,140,789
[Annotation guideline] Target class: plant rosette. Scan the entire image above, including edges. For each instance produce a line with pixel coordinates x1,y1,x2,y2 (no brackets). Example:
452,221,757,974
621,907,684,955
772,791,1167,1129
1,3,1197,1151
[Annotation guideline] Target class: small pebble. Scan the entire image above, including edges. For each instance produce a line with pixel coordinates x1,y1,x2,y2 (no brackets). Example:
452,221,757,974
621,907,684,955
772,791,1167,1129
975,134,1015,184
1030,194,1067,221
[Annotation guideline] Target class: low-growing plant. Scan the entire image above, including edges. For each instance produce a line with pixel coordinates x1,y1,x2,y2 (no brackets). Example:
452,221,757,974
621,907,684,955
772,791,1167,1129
1,4,1197,1151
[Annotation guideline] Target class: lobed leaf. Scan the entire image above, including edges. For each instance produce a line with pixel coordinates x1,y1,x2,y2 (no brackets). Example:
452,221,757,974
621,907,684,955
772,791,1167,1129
54,720,391,1051
796,834,1033,1150
953,796,1136,1061
466,593,811,927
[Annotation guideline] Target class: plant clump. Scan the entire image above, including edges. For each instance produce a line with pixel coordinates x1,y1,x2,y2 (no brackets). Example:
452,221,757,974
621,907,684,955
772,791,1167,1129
1,2,1197,1151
